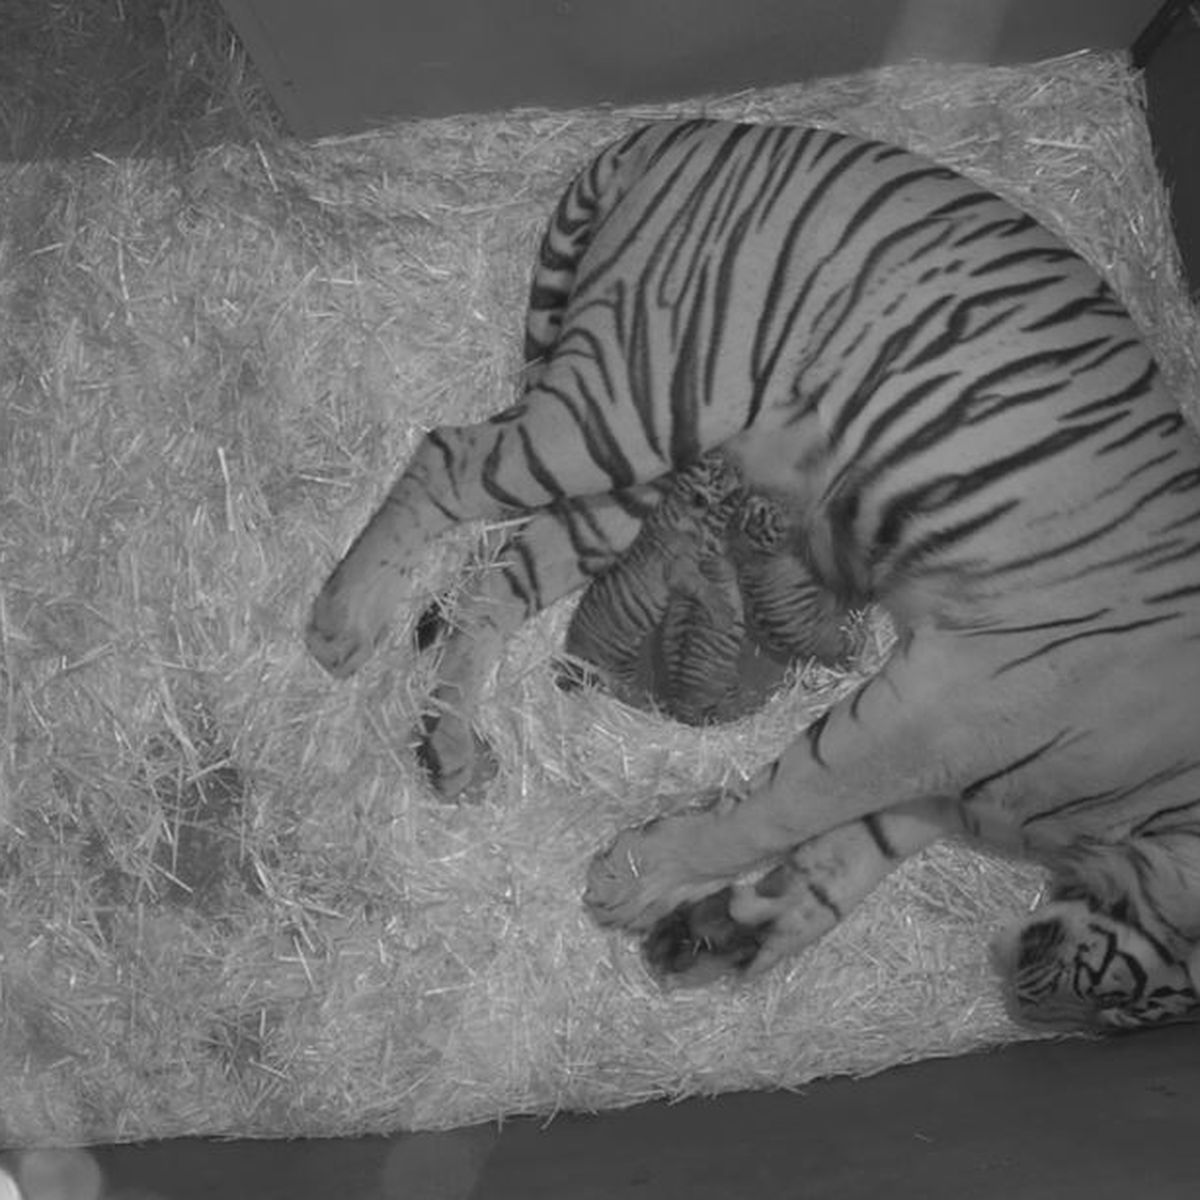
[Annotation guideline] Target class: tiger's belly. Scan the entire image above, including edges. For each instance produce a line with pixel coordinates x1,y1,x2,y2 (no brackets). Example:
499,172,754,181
947,630,1200,851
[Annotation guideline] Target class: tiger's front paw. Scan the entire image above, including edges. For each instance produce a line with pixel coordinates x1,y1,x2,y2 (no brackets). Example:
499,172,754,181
306,602,375,678
583,793,739,932
584,825,690,931
416,711,498,802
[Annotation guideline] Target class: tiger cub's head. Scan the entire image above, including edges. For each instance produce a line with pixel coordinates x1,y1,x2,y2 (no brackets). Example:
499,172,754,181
664,452,745,539
735,492,788,552
991,898,1200,1033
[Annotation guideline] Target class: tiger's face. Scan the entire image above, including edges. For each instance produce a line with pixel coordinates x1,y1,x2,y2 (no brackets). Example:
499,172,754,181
991,899,1200,1032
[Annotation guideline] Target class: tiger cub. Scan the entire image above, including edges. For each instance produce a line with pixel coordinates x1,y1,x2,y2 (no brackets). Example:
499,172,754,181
559,450,748,722
560,452,857,724
307,120,1200,1030
729,491,859,669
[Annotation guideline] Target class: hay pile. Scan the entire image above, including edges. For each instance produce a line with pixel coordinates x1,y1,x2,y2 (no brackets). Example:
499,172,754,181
2,49,1198,1144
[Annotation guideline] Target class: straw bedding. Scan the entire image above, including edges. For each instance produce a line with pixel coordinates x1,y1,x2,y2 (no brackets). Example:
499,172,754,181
2,49,1198,1144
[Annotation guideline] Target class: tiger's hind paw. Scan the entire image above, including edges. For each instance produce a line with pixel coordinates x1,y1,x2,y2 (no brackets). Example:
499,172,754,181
306,601,376,678
415,711,498,802
307,566,402,678
642,888,772,985
639,859,839,984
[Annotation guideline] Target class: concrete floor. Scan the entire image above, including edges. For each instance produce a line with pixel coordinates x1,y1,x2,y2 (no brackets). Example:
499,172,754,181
73,1023,1200,1198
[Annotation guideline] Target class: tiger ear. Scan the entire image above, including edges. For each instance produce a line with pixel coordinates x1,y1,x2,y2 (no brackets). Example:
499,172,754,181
988,902,1065,978
986,900,1069,1029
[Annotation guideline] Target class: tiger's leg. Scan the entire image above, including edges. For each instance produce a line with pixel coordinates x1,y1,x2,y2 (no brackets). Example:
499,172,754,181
306,131,690,680
641,797,954,985
418,490,656,799
414,227,649,664
584,627,1041,930
305,345,741,677
405,207,585,664
643,818,1200,1033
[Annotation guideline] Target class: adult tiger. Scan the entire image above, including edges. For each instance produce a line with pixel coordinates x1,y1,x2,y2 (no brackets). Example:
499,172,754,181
306,120,1200,1030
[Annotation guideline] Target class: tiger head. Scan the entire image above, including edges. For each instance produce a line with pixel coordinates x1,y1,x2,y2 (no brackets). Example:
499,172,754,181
991,898,1200,1033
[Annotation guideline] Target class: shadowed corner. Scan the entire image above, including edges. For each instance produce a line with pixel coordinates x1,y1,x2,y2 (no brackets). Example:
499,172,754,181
0,0,282,162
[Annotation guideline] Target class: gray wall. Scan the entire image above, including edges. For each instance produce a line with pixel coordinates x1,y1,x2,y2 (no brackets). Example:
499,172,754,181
220,0,1161,137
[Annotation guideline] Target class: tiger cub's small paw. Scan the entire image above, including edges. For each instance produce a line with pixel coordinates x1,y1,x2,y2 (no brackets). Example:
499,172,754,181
306,596,376,678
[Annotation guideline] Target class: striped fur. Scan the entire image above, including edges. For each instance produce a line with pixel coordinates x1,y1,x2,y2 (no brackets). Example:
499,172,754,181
654,542,745,726
559,459,856,723
308,120,1200,1029
561,450,746,721
729,492,857,667
992,899,1198,1031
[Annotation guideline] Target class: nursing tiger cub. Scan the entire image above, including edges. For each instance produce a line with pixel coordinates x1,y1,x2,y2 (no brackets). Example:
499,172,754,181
558,449,748,723
559,449,855,724
731,490,859,669
306,120,1200,1031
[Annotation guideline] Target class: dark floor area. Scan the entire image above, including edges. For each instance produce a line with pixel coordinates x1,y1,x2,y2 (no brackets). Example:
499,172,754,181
475,1028,1200,1200
10,1024,1194,1199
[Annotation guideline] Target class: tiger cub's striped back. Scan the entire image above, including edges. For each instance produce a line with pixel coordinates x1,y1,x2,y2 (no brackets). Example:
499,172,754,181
728,492,858,668
560,452,858,724
560,450,745,717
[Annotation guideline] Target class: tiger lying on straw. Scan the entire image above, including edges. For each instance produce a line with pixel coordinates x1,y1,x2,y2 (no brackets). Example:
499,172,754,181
558,449,855,724
307,120,1200,1032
